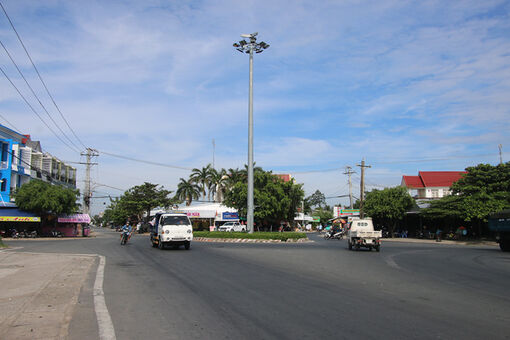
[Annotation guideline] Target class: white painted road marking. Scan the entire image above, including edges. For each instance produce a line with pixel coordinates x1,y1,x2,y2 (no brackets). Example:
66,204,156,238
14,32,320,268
94,255,116,340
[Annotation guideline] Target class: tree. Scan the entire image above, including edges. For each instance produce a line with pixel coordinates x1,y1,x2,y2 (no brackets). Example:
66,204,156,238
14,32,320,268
305,190,326,209
422,162,510,236
363,186,414,237
223,168,304,227
190,164,213,200
120,182,174,221
15,180,80,216
209,168,228,202
175,178,201,206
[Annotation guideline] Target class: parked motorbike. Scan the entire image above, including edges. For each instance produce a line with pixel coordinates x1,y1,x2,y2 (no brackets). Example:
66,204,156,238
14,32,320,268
29,230,38,238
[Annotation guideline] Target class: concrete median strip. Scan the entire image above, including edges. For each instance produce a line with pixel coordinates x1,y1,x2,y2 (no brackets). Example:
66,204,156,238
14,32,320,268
194,237,312,243
0,251,116,340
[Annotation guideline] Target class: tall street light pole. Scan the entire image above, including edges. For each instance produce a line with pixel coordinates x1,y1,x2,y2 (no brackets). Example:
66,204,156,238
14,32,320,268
233,32,269,234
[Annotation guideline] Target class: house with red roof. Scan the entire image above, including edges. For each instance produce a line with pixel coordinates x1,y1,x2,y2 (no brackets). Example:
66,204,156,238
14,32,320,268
401,171,467,199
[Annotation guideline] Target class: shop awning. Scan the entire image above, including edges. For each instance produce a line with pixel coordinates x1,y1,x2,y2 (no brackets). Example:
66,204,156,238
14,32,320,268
58,214,91,223
0,207,41,222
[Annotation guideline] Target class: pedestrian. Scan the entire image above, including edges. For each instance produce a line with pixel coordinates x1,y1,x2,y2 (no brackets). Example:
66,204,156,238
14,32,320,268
436,228,442,242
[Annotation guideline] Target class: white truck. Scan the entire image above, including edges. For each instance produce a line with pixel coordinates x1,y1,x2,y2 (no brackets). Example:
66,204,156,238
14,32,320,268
347,218,381,251
150,212,193,250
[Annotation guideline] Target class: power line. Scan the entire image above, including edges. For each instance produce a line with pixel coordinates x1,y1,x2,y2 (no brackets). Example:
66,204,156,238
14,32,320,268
0,66,80,153
97,150,193,170
0,1,87,150
0,39,81,152
0,112,19,131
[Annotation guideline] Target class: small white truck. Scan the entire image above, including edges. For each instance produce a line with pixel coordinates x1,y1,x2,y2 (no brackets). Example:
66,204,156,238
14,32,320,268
150,212,193,250
347,218,381,251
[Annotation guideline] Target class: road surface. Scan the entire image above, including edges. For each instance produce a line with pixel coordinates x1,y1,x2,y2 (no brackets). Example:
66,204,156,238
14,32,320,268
7,228,510,339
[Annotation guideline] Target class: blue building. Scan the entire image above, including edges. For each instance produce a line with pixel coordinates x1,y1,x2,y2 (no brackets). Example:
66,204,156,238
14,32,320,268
0,124,76,204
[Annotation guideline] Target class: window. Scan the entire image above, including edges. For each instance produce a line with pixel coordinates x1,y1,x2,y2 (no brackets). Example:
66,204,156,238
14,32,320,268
161,216,190,226
1,179,6,192
431,189,439,198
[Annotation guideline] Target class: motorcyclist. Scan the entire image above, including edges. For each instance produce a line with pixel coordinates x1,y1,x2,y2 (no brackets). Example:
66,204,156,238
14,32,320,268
330,224,340,238
120,222,132,243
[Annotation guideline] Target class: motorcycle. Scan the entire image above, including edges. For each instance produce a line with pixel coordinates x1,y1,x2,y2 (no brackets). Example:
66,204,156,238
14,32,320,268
324,230,344,240
120,231,130,245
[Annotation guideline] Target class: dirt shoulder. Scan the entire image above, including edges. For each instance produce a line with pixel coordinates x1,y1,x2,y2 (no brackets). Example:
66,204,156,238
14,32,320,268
0,251,95,340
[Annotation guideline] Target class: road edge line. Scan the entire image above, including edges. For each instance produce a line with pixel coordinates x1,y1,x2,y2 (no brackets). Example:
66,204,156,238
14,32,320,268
94,255,116,340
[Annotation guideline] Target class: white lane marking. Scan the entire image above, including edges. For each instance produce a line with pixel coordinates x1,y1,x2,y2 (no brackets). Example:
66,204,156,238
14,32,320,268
94,255,116,340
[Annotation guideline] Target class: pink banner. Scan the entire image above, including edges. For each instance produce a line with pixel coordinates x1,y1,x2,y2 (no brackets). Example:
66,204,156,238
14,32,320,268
58,214,91,223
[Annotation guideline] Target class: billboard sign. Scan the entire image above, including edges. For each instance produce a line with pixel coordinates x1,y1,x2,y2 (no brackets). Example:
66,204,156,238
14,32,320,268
334,207,360,218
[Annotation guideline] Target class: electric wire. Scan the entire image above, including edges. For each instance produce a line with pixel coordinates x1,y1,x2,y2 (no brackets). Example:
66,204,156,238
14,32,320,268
97,150,193,170
0,112,19,131
0,1,87,150
0,66,80,153
0,39,81,152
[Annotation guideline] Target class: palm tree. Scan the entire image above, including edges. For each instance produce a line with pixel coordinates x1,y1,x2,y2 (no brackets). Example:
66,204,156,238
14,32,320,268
190,164,213,200
175,178,200,206
209,168,228,202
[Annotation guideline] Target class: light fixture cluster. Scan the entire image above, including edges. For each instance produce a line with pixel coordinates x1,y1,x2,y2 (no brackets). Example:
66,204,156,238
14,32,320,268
233,32,270,54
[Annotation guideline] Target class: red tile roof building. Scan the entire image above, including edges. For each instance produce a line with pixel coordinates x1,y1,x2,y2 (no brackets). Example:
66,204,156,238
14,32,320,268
275,174,293,183
401,171,467,199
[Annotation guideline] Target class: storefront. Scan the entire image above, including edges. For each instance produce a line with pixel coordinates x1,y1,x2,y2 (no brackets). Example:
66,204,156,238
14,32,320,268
0,207,41,236
175,203,239,231
42,213,91,237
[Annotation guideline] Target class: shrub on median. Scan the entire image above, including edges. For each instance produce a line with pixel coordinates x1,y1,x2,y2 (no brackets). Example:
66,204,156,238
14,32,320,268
194,231,307,242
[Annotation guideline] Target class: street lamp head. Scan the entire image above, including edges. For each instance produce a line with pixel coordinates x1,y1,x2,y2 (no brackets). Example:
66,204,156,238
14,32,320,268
241,32,258,38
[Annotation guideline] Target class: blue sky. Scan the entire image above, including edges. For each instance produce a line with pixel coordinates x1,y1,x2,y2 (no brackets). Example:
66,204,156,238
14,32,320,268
0,0,509,214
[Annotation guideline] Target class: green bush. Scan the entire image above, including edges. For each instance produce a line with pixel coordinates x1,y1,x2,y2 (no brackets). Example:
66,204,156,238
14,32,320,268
193,231,307,241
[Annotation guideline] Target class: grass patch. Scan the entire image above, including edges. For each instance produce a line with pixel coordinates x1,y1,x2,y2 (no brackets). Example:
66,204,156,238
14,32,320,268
194,231,307,241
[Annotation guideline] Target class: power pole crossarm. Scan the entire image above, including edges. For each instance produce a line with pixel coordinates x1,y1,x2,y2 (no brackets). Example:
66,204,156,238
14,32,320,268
344,166,355,209
356,159,371,219
80,148,99,215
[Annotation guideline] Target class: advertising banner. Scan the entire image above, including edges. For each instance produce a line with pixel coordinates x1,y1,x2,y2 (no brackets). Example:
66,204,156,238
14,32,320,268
334,207,360,218
58,214,91,223
0,216,41,222
222,212,239,220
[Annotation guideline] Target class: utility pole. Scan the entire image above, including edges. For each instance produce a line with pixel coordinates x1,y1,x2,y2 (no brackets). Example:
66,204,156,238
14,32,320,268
344,166,355,209
80,148,98,215
499,144,503,164
357,159,371,219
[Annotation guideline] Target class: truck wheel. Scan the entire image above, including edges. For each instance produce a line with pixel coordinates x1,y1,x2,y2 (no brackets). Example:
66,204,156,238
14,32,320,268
355,243,360,251
185,242,191,250
368,246,372,251
158,240,165,250
375,245,380,252
348,241,352,250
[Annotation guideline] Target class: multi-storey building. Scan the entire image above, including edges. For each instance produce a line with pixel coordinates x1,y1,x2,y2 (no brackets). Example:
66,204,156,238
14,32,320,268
0,124,76,203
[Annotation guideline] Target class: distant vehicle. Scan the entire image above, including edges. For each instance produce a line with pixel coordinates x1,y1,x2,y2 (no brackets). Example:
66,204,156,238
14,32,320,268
489,210,510,252
150,213,193,250
218,222,246,232
347,218,381,251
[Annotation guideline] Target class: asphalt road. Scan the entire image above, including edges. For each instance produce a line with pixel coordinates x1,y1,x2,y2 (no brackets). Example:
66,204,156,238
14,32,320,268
9,228,510,340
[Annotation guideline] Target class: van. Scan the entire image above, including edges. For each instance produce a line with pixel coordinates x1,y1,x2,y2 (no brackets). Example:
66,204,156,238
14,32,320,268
150,213,193,250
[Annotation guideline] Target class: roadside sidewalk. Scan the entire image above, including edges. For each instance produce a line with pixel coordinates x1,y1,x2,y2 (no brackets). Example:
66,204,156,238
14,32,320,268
382,237,498,247
0,250,95,339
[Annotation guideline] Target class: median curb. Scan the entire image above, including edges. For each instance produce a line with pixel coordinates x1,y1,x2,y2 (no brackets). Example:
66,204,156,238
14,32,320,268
194,237,312,243
382,237,498,247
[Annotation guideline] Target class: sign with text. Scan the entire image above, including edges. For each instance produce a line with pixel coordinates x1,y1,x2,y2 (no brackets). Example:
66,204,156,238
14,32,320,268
334,207,360,218
222,212,239,220
0,216,41,222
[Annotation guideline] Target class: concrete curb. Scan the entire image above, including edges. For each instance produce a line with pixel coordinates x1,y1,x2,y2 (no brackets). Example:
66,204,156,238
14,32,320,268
194,237,313,244
382,238,498,247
